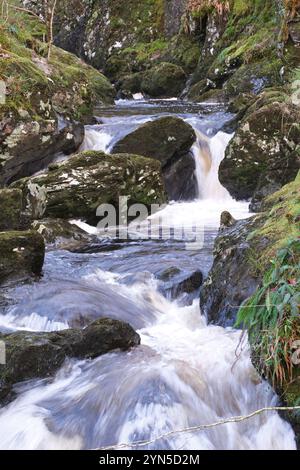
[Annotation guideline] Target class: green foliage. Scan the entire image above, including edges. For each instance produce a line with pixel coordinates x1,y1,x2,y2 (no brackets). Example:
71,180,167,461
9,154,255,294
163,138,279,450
0,3,113,119
236,238,300,386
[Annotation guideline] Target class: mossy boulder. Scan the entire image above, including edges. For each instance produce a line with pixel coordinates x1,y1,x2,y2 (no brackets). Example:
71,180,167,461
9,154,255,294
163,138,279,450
12,151,167,225
0,318,140,403
112,116,197,200
222,61,282,99
141,62,187,97
219,102,300,204
0,230,45,285
116,72,144,98
186,79,217,102
113,116,195,167
117,62,187,98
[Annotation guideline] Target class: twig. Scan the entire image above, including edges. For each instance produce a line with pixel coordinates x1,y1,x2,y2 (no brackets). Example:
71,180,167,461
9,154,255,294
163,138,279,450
95,406,300,450
7,3,45,22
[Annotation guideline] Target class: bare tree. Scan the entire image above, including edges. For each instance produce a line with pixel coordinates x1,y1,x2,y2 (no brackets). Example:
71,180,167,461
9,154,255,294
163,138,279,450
44,0,57,61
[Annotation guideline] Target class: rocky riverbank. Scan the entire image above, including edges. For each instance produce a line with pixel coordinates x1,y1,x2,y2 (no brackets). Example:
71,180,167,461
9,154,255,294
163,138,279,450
201,173,300,444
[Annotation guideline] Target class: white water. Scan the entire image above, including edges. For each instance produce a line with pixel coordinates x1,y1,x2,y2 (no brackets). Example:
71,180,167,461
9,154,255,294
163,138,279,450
0,101,296,450
0,281,295,450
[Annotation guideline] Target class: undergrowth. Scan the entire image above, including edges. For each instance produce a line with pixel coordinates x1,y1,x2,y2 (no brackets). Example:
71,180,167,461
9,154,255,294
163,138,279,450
236,238,300,387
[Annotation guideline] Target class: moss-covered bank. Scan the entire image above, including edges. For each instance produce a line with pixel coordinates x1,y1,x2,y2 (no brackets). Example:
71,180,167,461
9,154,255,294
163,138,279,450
0,6,114,186
202,174,300,443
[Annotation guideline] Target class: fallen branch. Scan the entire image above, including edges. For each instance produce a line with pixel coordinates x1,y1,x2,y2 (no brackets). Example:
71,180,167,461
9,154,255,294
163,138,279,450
96,406,300,450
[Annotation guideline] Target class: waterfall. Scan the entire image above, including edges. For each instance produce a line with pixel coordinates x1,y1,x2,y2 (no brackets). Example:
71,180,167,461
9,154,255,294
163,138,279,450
192,130,233,201
79,127,112,153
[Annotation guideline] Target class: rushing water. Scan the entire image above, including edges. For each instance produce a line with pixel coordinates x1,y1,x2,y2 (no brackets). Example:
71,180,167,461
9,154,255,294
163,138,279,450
0,99,296,450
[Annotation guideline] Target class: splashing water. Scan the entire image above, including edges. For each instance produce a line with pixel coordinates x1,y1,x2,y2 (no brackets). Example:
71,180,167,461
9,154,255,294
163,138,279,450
0,282,296,450
0,100,296,450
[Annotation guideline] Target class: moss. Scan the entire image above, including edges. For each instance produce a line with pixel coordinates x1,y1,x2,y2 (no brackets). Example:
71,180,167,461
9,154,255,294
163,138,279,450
189,0,288,101
248,177,300,269
0,230,45,284
0,188,23,231
0,8,114,122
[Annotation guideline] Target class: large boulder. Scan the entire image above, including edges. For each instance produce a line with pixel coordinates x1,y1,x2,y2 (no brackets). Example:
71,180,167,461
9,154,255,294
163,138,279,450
0,318,140,402
141,62,187,98
117,62,188,99
112,117,197,200
219,102,300,205
0,231,45,285
12,151,167,225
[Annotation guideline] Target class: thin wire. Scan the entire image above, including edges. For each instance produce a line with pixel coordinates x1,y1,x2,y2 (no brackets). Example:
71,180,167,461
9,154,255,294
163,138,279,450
96,406,300,450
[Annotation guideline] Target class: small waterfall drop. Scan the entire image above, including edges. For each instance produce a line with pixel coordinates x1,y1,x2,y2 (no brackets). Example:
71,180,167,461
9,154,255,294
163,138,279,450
192,130,233,201
79,126,112,153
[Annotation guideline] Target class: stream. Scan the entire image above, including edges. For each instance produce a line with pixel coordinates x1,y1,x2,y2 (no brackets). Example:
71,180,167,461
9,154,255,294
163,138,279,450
0,99,296,450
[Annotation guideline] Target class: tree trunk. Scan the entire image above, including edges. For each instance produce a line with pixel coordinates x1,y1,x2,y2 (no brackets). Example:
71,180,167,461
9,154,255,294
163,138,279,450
47,0,57,61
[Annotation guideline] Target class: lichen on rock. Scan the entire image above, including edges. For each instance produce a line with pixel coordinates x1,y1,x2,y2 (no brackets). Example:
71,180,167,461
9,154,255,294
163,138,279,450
12,150,167,224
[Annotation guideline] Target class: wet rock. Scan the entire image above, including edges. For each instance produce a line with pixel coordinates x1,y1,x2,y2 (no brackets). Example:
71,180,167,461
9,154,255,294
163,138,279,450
0,318,140,402
0,188,23,231
173,270,203,296
141,62,187,98
31,219,95,249
12,151,167,225
112,117,196,201
0,231,45,285
219,102,300,203
201,217,264,326
0,120,84,187
159,268,203,300
202,177,300,326
158,267,181,282
113,117,195,167
220,211,236,231
163,153,197,201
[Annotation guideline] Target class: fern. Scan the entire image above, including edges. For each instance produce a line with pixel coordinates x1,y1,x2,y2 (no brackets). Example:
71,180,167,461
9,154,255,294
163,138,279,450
236,238,300,386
